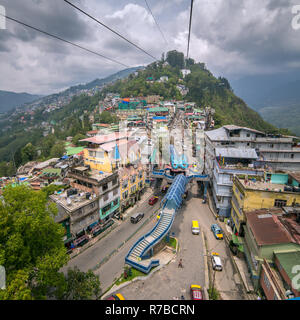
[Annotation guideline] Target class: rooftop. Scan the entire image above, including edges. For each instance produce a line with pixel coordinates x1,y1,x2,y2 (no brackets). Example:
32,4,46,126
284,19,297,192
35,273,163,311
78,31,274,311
50,189,98,213
238,177,289,192
215,147,258,159
71,167,115,182
245,208,294,246
274,251,300,282
80,132,129,145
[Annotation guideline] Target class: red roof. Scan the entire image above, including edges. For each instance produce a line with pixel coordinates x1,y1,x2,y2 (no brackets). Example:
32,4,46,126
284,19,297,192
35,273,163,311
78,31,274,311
245,209,294,246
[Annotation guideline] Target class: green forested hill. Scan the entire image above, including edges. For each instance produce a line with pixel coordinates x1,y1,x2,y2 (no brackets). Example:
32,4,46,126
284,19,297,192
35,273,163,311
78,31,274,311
104,50,290,134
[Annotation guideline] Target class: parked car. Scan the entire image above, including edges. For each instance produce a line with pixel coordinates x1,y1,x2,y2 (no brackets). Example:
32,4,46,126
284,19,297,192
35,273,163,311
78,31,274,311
211,224,223,240
130,212,144,224
161,185,169,194
190,284,204,300
191,220,200,235
148,196,159,205
211,252,223,271
106,293,125,300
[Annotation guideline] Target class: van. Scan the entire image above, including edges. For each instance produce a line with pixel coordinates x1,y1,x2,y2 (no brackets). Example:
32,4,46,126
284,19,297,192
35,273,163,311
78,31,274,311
130,212,144,224
211,252,223,271
192,220,200,235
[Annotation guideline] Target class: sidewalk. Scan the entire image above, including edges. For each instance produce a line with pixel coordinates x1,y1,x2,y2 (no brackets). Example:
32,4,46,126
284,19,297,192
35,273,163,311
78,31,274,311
206,187,256,298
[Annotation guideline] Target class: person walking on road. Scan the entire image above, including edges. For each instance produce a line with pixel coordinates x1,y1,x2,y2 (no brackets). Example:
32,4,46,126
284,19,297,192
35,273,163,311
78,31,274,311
178,258,183,268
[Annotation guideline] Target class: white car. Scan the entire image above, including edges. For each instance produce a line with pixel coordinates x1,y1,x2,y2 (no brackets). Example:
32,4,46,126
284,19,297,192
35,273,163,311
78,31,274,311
211,253,223,271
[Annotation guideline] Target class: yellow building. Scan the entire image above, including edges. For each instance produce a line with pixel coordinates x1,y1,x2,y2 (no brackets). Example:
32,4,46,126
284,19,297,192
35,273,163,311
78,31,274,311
119,164,146,212
231,172,300,235
82,132,141,173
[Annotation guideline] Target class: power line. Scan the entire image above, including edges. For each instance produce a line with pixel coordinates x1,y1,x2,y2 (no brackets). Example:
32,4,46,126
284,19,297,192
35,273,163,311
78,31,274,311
2,14,130,68
63,0,159,61
144,0,168,45
187,0,194,59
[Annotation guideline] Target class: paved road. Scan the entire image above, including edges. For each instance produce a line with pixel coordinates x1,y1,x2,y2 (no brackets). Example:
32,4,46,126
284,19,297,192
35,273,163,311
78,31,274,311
113,182,246,300
61,190,162,275
194,187,247,300
113,182,206,300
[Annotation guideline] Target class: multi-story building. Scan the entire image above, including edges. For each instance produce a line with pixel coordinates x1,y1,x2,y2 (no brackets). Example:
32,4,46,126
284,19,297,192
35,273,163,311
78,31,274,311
50,166,120,247
230,172,300,235
210,147,265,217
205,125,300,216
205,125,300,174
241,207,300,291
67,166,120,221
50,188,99,248
81,132,140,173
119,163,146,213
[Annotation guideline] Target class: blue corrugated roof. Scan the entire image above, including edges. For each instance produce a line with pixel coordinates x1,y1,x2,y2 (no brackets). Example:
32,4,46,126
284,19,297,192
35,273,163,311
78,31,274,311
162,174,188,210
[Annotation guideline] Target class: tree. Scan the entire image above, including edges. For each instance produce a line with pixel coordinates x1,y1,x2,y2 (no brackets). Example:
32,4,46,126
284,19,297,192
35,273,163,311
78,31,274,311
50,143,65,158
0,185,69,299
99,111,119,124
60,266,101,300
166,50,184,69
72,133,86,147
21,143,36,163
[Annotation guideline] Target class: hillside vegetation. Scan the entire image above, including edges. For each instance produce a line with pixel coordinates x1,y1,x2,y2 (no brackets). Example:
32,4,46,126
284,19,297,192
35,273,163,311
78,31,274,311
103,50,290,134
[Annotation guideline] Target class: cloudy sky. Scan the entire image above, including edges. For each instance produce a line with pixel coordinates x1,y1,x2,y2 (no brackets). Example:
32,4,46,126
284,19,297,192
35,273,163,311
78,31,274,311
1,0,300,95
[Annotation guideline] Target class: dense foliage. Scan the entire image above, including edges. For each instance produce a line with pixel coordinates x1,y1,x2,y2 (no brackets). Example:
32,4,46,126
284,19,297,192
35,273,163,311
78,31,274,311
0,185,101,300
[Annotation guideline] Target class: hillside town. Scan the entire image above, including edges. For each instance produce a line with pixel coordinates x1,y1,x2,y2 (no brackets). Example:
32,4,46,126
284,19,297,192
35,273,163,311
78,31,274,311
1,88,300,301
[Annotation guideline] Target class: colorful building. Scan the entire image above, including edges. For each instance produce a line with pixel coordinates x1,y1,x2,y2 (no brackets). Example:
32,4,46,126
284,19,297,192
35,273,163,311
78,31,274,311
230,172,300,235
241,207,300,291
119,164,146,213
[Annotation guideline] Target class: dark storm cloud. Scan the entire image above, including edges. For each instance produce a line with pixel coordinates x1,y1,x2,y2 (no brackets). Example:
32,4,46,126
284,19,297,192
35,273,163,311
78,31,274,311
1,0,90,42
1,0,300,94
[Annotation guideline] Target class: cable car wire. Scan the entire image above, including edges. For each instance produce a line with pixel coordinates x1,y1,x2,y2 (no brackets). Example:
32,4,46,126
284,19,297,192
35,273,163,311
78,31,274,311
2,14,130,68
186,0,194,59
144,0,168,45
63,0,159,61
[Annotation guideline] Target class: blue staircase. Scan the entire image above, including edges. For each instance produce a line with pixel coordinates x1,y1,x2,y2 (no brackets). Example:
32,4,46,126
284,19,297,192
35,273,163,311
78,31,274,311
125,175,188,273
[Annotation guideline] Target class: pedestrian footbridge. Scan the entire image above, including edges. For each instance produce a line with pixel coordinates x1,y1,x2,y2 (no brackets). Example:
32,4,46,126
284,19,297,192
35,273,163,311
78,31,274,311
125,175,188,273
125,174,206,273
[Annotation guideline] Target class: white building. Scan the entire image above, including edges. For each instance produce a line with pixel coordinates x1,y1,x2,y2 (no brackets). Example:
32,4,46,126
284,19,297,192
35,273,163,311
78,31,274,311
204,125,300,217
180,69,191,78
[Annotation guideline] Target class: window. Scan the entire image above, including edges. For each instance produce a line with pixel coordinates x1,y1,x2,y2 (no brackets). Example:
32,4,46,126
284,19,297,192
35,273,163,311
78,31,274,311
112,199,118,207
269,144,274,148
131,185,136,193
88,150,96,157
247,133,250,137
102,204,111,213
102,183,108,192
291,154,294,159
264,273,271,291
103,194,109,202
123,190,128,199
112,178,117,185
274,199,287,208
113,189,118,196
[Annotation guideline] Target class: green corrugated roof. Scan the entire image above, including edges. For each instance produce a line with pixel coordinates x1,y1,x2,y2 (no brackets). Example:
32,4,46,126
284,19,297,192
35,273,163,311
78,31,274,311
66,146,84,156
42,168,61,175
148,107,169,113
275,251,300,281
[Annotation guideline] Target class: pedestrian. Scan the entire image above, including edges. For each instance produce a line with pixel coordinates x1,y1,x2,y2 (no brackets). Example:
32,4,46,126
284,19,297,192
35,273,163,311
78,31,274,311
178,258,183,268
